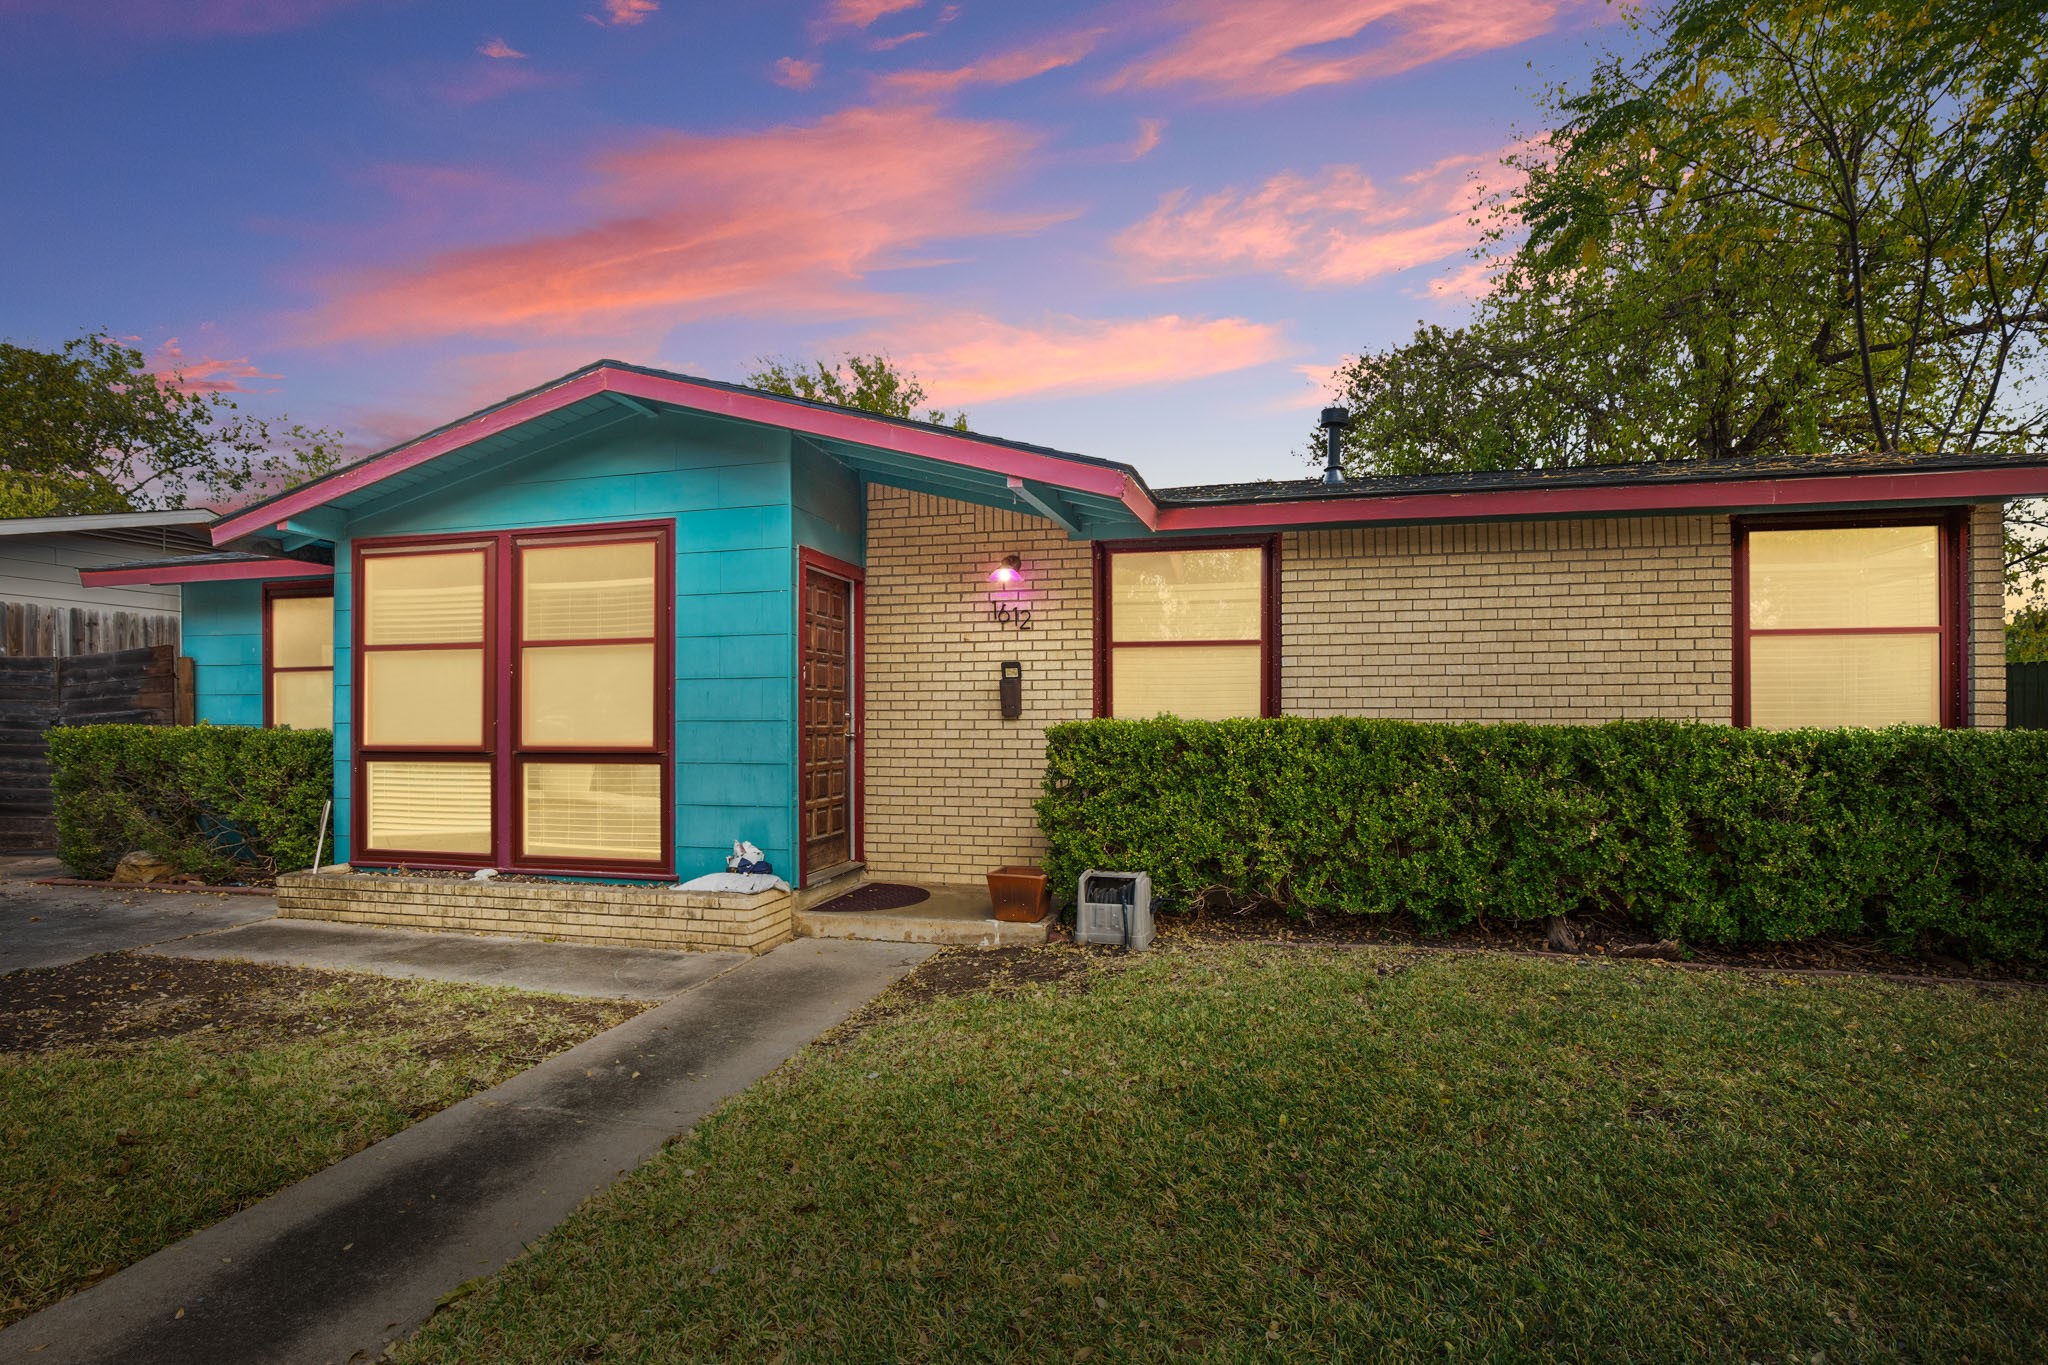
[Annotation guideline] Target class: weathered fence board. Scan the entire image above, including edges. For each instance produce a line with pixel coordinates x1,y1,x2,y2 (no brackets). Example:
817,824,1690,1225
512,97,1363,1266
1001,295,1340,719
2009,662,2048,730
0,645,186,851
0,601,179,659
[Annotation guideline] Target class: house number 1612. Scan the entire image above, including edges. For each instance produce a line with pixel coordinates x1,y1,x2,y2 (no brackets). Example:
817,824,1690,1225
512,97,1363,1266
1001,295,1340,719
990,601,1033,630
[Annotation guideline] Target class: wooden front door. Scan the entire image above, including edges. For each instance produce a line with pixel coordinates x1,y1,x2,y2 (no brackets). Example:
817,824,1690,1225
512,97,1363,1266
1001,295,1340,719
799,564,856,879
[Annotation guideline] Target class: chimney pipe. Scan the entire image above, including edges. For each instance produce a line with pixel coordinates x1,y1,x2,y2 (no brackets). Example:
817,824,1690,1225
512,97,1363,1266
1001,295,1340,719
1319,406,1352,486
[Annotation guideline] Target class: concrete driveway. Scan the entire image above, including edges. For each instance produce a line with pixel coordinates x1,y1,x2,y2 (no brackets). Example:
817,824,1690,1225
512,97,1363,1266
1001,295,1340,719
0,861,274,975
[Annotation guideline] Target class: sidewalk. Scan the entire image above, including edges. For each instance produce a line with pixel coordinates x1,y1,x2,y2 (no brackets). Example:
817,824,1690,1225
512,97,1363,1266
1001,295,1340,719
0,938,935,1365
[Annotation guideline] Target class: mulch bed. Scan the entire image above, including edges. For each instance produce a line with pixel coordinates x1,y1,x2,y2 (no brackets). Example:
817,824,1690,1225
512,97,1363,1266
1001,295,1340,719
1157,903,2048,984
33,878,275,896
0,953,633,1054
808,883,931,914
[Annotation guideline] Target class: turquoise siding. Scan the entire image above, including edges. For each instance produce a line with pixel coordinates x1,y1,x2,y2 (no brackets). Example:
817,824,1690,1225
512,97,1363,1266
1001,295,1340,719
792,440,865,568
181,580,264,726
328,409,803,879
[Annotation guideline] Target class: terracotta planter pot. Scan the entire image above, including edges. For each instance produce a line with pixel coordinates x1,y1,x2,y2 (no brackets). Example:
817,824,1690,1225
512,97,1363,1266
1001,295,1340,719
987,866,1050,923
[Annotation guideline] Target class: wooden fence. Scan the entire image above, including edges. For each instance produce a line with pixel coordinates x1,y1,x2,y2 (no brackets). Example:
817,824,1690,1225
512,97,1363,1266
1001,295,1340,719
0,601,180,659
0,645,192,852
2009,661,2048,730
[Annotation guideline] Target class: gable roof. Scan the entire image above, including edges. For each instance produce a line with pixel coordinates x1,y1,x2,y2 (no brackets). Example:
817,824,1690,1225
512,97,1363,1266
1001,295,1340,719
207,360,2048,547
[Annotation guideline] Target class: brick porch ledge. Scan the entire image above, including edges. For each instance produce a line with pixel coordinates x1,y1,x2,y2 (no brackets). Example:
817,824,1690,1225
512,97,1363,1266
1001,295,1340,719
275,869,793,954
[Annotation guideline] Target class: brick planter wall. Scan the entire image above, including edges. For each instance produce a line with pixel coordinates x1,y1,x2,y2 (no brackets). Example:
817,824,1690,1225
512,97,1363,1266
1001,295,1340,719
276,871,793,953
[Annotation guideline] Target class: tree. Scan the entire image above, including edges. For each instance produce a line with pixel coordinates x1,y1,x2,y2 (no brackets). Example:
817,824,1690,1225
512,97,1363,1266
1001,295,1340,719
745,353,969,430
1320,0,2047,577
0,332,342,518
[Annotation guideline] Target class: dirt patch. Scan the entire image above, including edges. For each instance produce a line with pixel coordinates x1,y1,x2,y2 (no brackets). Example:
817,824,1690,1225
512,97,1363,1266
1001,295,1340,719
816,944,1107,1048
0,952,640,1054
1158,904,2048,984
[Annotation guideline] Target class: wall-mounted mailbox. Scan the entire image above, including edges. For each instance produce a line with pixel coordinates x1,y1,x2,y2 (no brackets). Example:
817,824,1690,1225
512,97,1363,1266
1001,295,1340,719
999,660,1023,719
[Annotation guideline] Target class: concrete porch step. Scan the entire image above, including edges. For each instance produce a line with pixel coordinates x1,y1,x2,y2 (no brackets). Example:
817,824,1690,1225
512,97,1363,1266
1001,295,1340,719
793,881,1058,948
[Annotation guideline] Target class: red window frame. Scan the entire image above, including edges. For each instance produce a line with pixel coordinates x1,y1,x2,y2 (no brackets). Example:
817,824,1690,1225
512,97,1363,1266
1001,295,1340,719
1731,508,1970,729
1092,535,1281,719
262,579,335,729
351,520,675,878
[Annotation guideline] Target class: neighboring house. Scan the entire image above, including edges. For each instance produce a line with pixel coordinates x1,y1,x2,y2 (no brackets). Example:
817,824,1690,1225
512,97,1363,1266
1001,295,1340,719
0,508,212,655
78,360,2045,924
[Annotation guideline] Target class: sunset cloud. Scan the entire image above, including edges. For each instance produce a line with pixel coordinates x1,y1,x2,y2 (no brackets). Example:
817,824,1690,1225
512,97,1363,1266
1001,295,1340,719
151,338,280,394
1128,117,1166,160
1115,146,1522,286
1110,0,1581,98
593,0,658,28
878,29,1104,96
307,105,1062,345
872,311,1291,405
773,56,820,89
822,0,921,29
478,37,525,60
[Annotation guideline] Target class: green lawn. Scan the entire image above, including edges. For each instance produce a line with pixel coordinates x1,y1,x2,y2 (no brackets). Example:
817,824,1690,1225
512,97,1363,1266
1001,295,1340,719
397,945,2048,1363
0,962,639,1325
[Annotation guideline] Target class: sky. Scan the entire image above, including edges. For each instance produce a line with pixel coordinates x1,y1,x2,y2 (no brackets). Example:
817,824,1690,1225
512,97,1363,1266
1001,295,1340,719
0,0,1640,490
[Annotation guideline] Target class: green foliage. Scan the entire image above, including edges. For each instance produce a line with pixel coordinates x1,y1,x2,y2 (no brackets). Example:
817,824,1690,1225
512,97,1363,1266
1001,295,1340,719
1319,0,2048,489
48,724,334,883
2009,606,2048,662
0,332,342,517
1037,717,2048,959
745,352,969,430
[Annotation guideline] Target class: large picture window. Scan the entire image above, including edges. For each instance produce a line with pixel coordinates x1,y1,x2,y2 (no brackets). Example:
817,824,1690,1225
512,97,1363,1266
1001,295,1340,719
263,582,334,731
1096,539,1276,720
1736,514,1965,729
353,522,671,875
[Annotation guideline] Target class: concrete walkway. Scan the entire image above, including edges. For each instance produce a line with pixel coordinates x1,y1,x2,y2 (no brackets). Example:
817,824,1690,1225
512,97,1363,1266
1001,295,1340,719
145,917,739,1000
0,938,934,1365
0,879,273,975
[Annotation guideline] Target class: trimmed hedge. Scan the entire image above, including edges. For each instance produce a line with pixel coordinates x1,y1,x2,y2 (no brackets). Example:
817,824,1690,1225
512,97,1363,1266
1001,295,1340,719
49,724,333,884
1037,717,2048,960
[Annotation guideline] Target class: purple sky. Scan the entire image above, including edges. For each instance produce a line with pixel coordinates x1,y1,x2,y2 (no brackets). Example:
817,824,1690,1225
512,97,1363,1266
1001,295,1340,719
0,0,1636,489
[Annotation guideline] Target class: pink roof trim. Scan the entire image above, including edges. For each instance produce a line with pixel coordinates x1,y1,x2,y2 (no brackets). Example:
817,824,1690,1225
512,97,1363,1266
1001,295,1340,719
1153,467,2048,532
210,365,1161,546
80,559,335,587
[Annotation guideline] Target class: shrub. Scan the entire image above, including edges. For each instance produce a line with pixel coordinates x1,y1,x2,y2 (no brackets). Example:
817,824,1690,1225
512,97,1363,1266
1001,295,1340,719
1037,717,2048,960
48,724,333,884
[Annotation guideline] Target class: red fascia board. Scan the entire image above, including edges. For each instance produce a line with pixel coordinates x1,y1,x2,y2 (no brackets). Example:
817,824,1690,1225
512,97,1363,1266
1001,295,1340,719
81,559,334,587
1154,467,2048,532
211,366,1161,546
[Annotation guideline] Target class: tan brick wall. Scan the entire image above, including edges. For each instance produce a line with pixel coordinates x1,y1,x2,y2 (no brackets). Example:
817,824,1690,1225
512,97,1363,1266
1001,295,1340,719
1281,517,1734,721
276,873,792,953
863,486,1092,885
1971,501,2007,728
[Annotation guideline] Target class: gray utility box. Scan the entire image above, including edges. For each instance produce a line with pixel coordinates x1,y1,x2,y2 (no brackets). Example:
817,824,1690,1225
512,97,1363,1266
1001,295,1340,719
1076,870,1154,951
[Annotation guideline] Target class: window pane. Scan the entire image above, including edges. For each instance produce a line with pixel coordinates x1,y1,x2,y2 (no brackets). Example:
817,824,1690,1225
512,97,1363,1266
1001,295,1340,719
365,761,491,854
522,541,655,641
1748,527,1938,629
1750,632,1940,729
363,648,484,746
271,594,333,669
362,550,485,645
1111,645,1262,721
522,762,661,862
272,671,332,731
1111,548,1263,642
521,643,654,746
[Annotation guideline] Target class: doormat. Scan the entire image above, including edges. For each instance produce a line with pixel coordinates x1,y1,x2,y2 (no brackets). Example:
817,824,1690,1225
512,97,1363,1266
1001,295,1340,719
810,883,932,913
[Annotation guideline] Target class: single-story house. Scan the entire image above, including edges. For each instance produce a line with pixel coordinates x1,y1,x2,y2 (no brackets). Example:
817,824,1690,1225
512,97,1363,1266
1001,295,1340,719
79,360,2046,949
0,508,211,656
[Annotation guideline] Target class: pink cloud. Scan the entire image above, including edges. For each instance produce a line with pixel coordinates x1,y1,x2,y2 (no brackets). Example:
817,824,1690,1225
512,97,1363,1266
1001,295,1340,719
869,30,929,51
478,37,526,59
773,56,820,89
824,0,921,28
0,0,361,36
878,29,1104,96
1110,0,1583,98
1115,145,1525,286
151,338,281,394
593,0,658,27
1128,117,1165,160
305,105,1064,345
868,311,1291,404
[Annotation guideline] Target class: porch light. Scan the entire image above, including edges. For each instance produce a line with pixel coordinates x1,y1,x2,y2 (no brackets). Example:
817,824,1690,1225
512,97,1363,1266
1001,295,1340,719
989,553,1023,585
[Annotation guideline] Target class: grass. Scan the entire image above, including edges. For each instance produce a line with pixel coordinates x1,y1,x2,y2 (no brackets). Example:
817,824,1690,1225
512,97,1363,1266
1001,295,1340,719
0,967,639,1325
395,945,2048,1363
